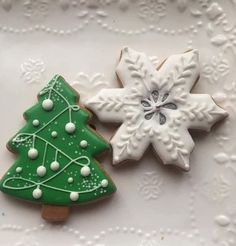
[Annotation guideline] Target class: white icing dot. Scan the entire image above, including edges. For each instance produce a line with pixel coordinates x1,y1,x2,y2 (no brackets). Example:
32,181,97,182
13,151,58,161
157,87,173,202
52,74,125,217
68,177,73,183
50,161,60,171
65,122,76,134
184,164,190,170
80,166,91,177
16,167,22,173
37,166,46,177
70,192,79,201
28,148,38,159
80,140,88,148
32,187,42,199
101,179,108,188
42,98,53,111
51,131,58,138
32,119,39,126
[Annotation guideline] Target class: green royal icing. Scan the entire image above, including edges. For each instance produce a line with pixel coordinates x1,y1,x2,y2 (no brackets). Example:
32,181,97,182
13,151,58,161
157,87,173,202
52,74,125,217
0,75,116,205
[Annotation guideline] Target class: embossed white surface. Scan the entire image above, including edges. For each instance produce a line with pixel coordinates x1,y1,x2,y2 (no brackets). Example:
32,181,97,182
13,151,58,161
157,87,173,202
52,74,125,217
0,1,236,245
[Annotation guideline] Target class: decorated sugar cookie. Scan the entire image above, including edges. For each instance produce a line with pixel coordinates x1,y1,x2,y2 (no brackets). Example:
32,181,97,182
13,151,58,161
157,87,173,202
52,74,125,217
85,48,228,171
0,75,116,221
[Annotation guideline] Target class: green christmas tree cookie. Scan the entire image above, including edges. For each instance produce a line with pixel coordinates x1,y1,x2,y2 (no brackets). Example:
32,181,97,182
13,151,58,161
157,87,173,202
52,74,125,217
0,75,116,221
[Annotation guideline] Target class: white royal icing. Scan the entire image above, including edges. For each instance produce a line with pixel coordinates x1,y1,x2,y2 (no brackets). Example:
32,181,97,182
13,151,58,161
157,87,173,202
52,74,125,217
28,148,38,159
67,177,73,183
37,166,47,177
101,179,108,188
65,122,76,134
16,167,22,173
80,140,88,148
85,47,228,170
42,98,54,111
70,192,79,201
50,161,60,171
80,166,91,177
32,119,40,127
51,131,58,138
32,187,42,199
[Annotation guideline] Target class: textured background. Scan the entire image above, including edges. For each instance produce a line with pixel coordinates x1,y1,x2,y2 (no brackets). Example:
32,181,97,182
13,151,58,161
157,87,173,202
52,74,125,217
0,0,236,245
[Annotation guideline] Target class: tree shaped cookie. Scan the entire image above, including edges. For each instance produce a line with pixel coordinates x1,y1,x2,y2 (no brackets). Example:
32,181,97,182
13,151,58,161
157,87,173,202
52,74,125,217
85,48,228,171
0,75,116,221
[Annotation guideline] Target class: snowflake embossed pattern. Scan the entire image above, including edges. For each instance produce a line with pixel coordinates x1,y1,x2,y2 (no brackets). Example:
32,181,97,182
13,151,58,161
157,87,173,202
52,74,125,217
202,54,229,84
86,47,228,170
23,0,49,20
21,58,45,84
138,0,167,23
138,172,163,200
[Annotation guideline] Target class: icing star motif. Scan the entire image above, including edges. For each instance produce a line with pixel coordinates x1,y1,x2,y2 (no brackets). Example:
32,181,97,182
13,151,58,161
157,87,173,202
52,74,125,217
85,48,228,171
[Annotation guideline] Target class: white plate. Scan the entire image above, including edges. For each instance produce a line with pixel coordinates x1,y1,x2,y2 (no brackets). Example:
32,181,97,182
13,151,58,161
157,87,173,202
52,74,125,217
0,1,236,245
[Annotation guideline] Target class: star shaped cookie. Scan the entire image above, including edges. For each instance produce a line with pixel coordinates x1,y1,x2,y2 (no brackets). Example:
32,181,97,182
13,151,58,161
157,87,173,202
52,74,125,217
85,48,227,170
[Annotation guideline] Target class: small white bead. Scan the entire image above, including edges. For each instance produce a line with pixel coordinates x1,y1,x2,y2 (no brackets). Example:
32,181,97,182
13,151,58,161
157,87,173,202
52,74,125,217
80,140,88,148
32,119,39,126
101,179,108,188
28,148,38,159
50,161,60,171
42,99,53,111
68,177,73,183
65,122,76,134
37,166,46,177
80,166,91,177
16,167,22,173
51,131,58,138
70,192,79,201
33,188,42,199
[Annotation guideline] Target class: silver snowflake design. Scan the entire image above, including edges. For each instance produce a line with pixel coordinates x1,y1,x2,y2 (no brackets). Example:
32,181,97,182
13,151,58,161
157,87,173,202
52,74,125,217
141,90,177,124
85,47,227,170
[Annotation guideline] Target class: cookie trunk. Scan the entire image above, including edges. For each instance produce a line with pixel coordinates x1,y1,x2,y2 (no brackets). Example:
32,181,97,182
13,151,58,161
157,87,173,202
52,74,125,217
41,204,70,222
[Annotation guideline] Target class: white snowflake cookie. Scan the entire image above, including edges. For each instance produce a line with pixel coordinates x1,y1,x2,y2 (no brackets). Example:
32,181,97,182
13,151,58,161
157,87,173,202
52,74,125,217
85,47,228,171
